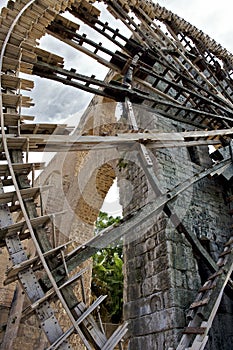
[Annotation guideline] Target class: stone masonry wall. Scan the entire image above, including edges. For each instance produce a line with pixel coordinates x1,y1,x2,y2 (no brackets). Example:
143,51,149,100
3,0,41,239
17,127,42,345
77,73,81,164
119,108,233,349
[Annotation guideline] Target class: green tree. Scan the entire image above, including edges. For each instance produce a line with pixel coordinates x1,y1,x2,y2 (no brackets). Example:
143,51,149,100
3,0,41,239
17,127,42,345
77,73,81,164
92,212,123,323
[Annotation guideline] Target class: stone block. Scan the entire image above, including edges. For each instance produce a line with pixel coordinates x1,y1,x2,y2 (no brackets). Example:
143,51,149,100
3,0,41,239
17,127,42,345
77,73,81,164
128,333,165,350
163,328,183,349
144,261,154,277
135,241,148,256
163,288,196,310
142,276,155,296
185,270,201,291
127,283,142,300
152,269,172,290
145,237,156,251
154,241,168,259
153,255,170,274
128,307,185,337
149,292,164,313
170,269,188,289
125,291,165,320
168,243,196,271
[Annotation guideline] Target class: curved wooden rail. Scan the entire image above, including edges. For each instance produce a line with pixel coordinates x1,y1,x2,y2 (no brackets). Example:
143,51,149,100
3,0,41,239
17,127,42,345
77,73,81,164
0,1,233,349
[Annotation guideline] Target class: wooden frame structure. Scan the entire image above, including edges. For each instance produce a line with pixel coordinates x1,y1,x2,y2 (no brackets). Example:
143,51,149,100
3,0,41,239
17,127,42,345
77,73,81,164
0,1,232,349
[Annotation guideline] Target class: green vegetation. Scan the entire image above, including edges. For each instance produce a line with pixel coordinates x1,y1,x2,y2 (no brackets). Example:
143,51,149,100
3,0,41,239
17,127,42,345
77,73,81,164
92,212,123,323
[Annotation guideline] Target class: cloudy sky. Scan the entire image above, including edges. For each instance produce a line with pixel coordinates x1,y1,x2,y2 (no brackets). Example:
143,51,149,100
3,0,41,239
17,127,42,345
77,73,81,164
35,0,233,124
1,0,232,124
158,0,233,52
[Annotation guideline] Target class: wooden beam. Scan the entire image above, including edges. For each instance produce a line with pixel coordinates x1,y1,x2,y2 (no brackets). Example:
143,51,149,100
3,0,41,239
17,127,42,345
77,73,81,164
1,129,229,152
41,157,231,289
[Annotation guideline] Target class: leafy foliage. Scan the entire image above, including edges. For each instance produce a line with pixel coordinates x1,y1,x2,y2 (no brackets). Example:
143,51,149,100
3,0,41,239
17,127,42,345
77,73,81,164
92,212,123,323
94,211,121,233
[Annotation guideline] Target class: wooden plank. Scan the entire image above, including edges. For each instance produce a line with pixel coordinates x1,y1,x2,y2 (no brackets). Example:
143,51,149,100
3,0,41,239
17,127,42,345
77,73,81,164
219,248,232,257
208,270,223,280
3,113,21,126
2,56,33,74
224,237,233,247
0,162,44,177
147,127,233,139
21,47,37,63
0,211,66,243
198,284,215,293
1,215,46,236
74,301,107,348
190,262,233,347
190,298,210,309
1,7,18,20
101,322,128,350
2,93,34,108
1,74,34,91
20,123,71,135
21,268,88,320
1,132,220,152
35,47,64,66
3,42,21,59
54,14,80,32
13,162,44,174
5,240,73,283
2,113,34,126
0,185,51,206
5,256,40,281
0,27,24,47
183,327,206,335
75,296,107,326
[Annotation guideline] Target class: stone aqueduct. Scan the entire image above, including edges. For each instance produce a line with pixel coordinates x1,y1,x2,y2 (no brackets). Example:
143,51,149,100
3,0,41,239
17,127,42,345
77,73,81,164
0,0,233,349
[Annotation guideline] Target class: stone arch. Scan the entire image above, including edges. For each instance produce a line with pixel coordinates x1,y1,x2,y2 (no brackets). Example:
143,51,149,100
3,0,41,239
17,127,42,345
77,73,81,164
37,148,119,242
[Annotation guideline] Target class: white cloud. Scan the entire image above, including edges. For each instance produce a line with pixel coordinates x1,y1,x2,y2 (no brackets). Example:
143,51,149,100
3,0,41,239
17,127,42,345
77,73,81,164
157,0,233,52
23,76,93,123
0,1,8,7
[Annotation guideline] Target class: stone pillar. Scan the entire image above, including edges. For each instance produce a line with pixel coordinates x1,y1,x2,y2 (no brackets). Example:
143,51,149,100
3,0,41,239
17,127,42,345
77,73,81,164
119,108,233,349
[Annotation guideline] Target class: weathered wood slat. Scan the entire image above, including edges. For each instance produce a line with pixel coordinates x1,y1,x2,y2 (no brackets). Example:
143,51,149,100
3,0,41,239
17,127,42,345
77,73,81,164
190,298,210,309
2,93,34,108
21,268,88,320
2,42,21,59
0,27,24,47
0,162,44,177
198,283,215,293
1,74,34,91
183,327,206,335
5,240,73,284
0,130,224,152
219,248,232,257
208,270,224,280
3,113,34,126
2,56,33,74
101,322,128,350
0,185,50,206
20,123,71,135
